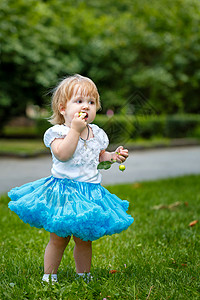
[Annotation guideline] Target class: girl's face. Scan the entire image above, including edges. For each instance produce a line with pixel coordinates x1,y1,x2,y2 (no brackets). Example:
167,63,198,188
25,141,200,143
60,94,97,126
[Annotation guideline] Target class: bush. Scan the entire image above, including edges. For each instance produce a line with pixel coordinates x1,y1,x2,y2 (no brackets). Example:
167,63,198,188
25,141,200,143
4,114,200,142
95,115,134,144
164,114,200,138
132,116,166,139
193,126,200,138
35,118,51,138
96,114,200,141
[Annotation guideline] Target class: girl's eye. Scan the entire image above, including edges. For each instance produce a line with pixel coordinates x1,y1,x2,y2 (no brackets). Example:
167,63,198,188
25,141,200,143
76,100,82,104
89,100,95,105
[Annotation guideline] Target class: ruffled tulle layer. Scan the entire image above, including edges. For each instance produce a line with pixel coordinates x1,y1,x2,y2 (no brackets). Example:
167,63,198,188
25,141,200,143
8,176,134,241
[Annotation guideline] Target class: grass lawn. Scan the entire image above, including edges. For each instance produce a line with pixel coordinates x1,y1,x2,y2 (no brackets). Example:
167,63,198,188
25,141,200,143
0,175,199,299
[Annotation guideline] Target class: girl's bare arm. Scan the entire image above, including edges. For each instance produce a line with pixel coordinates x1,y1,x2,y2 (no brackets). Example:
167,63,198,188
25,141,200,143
51,129,80,162
51,113,86,161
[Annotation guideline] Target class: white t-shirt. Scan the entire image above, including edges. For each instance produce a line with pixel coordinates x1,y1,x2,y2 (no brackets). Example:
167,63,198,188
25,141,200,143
44,124,109,183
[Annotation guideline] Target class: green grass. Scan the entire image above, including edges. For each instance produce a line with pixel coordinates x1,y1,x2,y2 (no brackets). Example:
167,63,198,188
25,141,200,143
0,175,200,299
0,139,48,156
2,126,38,137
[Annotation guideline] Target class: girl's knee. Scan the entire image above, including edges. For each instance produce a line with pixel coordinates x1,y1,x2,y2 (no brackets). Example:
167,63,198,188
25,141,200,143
73,236,92,247
50,233,71,248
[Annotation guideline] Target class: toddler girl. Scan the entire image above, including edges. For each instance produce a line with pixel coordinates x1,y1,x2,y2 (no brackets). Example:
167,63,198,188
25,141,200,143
8,74,134,283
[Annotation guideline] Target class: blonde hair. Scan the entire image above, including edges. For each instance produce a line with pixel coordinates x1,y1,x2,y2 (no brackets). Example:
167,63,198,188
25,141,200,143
49,74,101,125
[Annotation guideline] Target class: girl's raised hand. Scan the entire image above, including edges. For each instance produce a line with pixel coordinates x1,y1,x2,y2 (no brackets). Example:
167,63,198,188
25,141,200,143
71,112,87,134
113,146,129,163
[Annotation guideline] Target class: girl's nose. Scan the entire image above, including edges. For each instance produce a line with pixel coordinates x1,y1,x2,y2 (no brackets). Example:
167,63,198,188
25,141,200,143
82,103,89,109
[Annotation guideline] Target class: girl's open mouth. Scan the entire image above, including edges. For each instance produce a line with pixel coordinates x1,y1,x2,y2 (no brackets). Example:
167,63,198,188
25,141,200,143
79,112,88,120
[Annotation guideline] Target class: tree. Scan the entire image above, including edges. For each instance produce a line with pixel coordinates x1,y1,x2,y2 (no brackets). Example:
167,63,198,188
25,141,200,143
1,0,200,129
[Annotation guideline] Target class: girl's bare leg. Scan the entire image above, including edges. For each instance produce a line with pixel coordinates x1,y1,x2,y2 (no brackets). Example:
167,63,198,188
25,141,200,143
44,233,71,274
73,236,92,273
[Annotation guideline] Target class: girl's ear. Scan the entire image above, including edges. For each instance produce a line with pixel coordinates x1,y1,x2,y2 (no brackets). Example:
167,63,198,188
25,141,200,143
59,103,66,115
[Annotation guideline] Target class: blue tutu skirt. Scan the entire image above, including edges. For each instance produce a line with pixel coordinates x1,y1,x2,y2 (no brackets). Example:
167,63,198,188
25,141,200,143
8,176,134,241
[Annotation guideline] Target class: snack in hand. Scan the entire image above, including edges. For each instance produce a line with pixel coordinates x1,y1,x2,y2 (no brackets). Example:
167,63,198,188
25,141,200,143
79,112,88,120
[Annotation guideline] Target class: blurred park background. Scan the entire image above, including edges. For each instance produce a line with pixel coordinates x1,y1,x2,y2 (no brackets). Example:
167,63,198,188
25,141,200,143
1,0,200,153
1,2,200,298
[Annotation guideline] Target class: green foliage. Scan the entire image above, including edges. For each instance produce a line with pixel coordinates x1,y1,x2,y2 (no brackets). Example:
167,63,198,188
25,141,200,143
97,160,116,170
165,115,200,138
0,175,200,298
35,118,51,138
1,0,200,129
132,115,166,139
2,114,200,143
96,115,135,144
94,114,200,141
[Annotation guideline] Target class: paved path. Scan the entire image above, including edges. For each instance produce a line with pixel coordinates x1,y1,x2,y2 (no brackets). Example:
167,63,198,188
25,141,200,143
1,146,200,194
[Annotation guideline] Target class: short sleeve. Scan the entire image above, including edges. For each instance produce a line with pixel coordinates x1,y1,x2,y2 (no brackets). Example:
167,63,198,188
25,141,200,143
100,129,109,150
43,125,69,148
92,125,109,150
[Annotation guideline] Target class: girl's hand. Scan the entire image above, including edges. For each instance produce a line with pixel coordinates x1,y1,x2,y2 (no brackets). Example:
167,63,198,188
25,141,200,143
113,146,129,163
71,112,87,134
